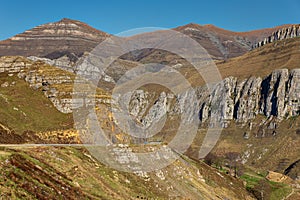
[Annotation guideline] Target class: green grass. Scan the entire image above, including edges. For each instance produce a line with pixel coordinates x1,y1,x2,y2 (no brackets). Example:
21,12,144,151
241,173,264,190
241,172,293,200
0,72,73,134
269,181,293,200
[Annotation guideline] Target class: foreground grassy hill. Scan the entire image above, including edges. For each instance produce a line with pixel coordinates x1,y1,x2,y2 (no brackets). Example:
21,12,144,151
0,146,253,199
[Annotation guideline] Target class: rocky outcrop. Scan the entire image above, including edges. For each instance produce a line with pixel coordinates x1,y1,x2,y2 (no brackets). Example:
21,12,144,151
0,56,75,113
18,68,75,113
27,55,77,72
0,56,33,73
0,56,111,114
254,25,300,48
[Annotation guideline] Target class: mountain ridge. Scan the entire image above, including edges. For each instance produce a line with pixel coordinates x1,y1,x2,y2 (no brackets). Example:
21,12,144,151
0,18,296,62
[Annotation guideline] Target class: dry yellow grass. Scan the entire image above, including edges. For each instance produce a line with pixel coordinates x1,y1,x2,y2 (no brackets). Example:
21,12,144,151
217,37,300,80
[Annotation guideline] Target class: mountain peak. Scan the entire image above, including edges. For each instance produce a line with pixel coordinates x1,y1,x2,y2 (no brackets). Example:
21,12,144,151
175,23,203,31
59,18,77,22
0,18,110,58
39,18,109,36
56,18,85,25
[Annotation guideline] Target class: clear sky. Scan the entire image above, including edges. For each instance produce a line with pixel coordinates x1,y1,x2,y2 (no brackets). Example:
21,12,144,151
0,0,299,40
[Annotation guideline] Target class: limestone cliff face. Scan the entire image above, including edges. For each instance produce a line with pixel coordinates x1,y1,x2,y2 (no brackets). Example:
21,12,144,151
0,56,110,116
254,25,300,48
198,69,300,125
1,56,300,127
128,69,300,128
27,55,76,72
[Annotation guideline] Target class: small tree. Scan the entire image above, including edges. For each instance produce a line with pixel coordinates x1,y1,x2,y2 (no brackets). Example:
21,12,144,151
225,152,240,177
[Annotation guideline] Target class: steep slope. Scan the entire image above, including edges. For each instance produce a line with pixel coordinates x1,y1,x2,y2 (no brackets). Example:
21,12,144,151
0,18,109,62
217,36,300,80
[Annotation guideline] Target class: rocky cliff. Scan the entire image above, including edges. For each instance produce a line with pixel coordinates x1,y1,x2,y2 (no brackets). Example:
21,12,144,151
0,56,75,113
127,69,300,131
2,55,299,130
200,69,300,124
254,24,300,48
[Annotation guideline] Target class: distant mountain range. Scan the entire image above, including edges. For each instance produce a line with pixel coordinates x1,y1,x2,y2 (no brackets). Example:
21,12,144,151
0,18,295,61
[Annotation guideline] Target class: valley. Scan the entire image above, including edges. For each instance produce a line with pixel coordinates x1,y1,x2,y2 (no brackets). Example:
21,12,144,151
0,18,299,199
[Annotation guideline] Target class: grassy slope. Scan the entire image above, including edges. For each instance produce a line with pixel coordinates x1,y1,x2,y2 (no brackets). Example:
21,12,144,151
0,72,72,134
217,37,300,80
132,37,300,87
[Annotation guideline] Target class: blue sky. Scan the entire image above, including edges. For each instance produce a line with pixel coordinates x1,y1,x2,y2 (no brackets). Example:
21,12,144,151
0,0,299,40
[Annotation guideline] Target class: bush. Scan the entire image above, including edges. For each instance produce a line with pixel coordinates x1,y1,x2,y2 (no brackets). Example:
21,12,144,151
249,179,271,200
204,152,217,166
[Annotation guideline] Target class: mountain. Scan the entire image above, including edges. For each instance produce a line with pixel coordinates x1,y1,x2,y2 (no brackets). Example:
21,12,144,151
0,18,109,62
116,23,294,64
120,35,300,198
174,23,292,60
